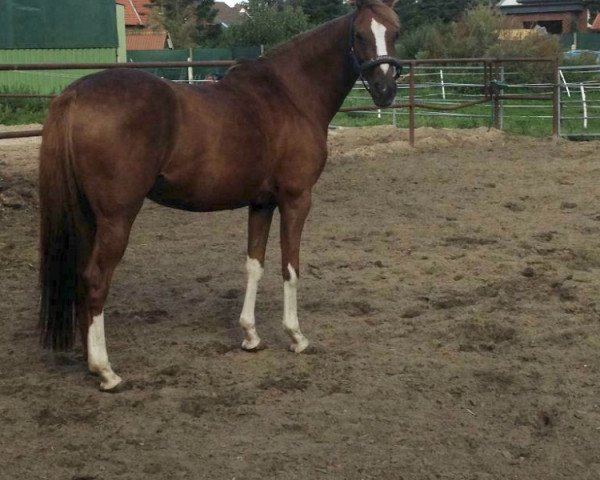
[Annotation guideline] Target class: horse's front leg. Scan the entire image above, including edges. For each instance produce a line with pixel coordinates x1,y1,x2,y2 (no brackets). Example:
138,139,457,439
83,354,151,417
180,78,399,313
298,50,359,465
239,204,275,351
279,190,312,353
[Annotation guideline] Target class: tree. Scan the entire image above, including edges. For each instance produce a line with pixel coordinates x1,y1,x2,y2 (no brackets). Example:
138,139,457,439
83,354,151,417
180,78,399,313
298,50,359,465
298,0,349,25
394,0,489,31
196,0,223,46
147,0,199,48
222,0,310,47
425,5,502,58
147,0,225,47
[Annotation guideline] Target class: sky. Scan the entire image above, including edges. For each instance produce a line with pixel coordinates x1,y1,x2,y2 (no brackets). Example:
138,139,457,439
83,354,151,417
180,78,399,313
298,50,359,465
221,0,241,6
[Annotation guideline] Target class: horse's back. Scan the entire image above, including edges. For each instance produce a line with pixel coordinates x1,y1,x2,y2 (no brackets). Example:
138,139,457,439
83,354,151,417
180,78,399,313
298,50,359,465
63,68,178,145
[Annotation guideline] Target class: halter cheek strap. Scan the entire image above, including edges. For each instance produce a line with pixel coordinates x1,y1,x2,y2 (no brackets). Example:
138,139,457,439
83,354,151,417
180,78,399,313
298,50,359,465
349,19,403,94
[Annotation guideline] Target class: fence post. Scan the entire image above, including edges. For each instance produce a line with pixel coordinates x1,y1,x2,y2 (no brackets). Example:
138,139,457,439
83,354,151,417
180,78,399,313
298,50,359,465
409,61,416,147
499,63,505,131
493,61,501,130
557,75,562,138
580,83,588,129
559,69,571,97
553,58,560,138
187,48,193,84
440,69,446,100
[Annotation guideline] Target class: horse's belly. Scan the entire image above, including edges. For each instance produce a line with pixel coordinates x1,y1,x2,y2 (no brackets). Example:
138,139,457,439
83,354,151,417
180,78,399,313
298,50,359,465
146,171,271,212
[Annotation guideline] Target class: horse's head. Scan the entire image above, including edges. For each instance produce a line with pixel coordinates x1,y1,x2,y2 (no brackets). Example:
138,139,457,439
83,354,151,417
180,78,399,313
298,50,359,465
351,0,401,107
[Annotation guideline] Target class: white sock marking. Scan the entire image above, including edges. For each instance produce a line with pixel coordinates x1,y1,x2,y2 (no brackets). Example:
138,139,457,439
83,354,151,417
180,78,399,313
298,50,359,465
88,312,122,390
283,264,309,353
371,18,390,75
240,257,263,350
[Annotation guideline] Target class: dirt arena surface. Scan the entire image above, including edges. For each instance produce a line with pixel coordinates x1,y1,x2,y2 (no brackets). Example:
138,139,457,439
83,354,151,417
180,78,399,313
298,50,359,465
1,126,599,479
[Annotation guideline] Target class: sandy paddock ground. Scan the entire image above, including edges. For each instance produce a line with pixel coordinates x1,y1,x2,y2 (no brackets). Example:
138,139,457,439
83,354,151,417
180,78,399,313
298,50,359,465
0,126,599,480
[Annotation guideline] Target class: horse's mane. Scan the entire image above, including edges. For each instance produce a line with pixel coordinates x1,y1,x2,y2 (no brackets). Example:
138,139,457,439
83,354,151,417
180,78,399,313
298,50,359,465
224,14,351,81
224,2,398,80
263,14,352,60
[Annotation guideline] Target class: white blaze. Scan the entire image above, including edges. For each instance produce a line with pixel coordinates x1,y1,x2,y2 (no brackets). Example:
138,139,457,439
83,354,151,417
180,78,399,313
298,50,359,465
88,311,122,390
371,18,389,75
283,264,309,353
240,257,263,350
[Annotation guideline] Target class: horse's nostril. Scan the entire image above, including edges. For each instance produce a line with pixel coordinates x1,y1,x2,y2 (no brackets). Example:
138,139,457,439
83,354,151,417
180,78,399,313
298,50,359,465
373,81,387,93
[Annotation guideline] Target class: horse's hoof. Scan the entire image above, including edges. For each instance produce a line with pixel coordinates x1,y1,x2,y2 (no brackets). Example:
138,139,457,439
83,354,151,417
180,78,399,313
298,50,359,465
99,376,127,393
289,337,309,353
241,337,262,351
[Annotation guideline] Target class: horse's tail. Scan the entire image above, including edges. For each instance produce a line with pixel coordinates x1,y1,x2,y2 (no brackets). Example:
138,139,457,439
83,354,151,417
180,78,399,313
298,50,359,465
39,91,95,351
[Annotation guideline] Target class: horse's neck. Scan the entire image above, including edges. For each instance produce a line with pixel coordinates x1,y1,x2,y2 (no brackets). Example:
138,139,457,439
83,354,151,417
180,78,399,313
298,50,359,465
265,15,357,128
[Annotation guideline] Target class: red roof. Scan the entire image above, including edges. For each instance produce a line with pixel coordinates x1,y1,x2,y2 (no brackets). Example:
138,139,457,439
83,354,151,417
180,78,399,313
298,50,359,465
126,32,167,50
116,0,151,27
592,13,600,31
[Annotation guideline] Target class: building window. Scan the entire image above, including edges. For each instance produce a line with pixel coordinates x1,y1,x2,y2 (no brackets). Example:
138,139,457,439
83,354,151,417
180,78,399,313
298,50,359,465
537,20,563,34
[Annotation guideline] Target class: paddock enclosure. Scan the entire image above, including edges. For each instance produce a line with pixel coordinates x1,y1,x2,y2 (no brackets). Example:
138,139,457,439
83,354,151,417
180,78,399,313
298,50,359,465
1,126,599,479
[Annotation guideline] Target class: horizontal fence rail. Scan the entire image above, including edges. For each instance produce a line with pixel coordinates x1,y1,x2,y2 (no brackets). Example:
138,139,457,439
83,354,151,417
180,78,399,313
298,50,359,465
0,61,236,71
0,57,562,144
334,57,563,143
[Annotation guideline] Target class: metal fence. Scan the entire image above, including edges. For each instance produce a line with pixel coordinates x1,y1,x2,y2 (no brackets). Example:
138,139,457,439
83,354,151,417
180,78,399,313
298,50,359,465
127,47,262,80
558,64,600,139
0,57,561,145
0,60,235,139
336,60,600,141
338,58,559,145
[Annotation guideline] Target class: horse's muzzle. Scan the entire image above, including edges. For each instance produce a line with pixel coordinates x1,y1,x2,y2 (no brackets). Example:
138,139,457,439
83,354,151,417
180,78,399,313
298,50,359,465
371,80,397,107
353,55,402,107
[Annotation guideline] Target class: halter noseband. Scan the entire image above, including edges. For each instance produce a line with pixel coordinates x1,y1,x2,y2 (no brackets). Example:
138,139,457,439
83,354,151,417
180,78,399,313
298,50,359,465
349,18,403,93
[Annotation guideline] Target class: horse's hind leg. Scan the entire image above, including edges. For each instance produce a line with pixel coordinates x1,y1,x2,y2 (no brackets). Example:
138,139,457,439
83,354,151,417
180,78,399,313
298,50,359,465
82,213,139,391
239,204,275,350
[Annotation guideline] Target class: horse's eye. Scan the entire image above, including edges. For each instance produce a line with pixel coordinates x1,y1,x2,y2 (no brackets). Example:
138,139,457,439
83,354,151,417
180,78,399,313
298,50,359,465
355,32,365,42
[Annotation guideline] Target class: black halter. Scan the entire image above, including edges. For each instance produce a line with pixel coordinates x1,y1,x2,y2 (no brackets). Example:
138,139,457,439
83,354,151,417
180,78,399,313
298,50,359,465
349,17,403,93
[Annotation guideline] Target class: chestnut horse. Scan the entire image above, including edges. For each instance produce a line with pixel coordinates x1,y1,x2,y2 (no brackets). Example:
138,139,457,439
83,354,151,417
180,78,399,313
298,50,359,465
39,0,401,391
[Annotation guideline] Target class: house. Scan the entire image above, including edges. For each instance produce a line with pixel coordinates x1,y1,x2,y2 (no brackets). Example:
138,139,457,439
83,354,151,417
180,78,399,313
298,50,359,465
116,1,246,50
213,1,247,28
497,0,588,34
126,31,170,50
116,0,150,28
115,0,172,50
590,13,600,32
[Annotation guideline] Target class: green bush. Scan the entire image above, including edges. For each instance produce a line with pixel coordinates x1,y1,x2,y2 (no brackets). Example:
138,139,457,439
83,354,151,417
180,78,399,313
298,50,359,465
0,87,49,125
220,1,310,48
560,51,600,84
397,22,449,59
398,6,503,59
397,5,563,85
487,33,562,85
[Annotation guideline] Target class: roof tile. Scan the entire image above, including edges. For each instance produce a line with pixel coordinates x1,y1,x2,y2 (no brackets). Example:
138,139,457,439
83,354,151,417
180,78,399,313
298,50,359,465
116,0,151,27
126,31,167,50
